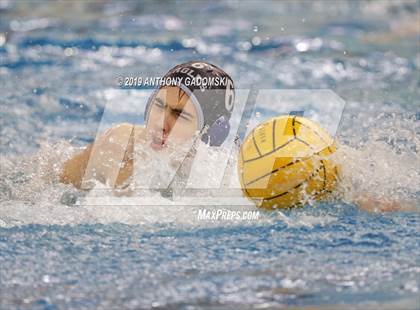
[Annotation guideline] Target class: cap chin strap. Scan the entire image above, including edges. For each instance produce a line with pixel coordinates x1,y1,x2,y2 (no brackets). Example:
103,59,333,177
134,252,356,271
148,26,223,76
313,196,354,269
143,88,159,124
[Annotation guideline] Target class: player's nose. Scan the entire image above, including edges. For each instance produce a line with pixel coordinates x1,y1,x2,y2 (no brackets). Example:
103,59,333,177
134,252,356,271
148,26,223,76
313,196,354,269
153,115,170,140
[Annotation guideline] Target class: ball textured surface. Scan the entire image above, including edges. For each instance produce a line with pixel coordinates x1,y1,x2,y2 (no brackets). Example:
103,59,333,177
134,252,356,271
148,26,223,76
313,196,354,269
238,115,340,209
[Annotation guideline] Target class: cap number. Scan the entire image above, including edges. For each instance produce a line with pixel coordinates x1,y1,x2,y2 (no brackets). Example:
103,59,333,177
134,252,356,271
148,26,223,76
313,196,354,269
225,79,234,112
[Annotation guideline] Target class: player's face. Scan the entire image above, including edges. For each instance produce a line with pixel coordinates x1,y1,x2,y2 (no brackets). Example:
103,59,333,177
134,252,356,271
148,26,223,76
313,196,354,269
146,86,199,151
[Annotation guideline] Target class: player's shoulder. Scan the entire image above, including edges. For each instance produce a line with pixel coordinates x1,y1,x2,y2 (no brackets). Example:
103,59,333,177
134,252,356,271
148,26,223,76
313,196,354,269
104,123,134,136
105,123,145,133
97,123,134,147
102,123,146,144
133,124,147,142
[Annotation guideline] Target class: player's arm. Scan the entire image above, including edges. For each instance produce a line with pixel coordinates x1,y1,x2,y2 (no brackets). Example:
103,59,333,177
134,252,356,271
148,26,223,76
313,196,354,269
356,194,418,213
59,123,135,190
59,143,94,190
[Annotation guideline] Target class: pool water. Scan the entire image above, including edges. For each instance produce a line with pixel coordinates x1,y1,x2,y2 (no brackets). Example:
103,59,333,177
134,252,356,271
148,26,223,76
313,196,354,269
0,1,419,309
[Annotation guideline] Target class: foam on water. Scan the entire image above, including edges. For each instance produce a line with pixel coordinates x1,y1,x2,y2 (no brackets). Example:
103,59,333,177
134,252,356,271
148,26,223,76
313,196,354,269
0,138,257,227
1,110,418,228
336,112,419,208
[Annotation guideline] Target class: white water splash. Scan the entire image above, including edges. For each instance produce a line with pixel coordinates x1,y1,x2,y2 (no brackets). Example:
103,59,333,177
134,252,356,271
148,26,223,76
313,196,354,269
1,112,418,227
335,113,419,207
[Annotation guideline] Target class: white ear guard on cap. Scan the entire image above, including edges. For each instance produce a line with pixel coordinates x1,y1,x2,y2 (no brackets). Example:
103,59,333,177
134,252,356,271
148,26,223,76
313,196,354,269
200,115,231,147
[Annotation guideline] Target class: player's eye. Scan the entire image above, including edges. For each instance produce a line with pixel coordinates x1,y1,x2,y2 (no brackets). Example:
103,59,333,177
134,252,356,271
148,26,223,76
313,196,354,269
173,110,191,121
155,99,165,108
180,113,191,121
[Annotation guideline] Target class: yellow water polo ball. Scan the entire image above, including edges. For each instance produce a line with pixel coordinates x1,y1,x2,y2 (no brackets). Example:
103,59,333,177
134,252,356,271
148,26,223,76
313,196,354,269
237,115,340,209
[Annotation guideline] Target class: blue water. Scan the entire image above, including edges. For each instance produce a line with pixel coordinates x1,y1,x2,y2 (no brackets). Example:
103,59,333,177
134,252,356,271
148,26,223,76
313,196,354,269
1,1,419,309
1,207,419,309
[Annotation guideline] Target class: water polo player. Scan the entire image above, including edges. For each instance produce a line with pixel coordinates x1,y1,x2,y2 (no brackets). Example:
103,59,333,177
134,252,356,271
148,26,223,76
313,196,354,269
59,61,413,212
59,61,235,190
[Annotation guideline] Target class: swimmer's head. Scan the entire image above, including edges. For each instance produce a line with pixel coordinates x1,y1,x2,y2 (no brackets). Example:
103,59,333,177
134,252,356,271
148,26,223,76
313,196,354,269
144,61,235,151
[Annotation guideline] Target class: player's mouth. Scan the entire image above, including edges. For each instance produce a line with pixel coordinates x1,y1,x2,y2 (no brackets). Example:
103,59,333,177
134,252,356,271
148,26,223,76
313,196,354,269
150,135,166,151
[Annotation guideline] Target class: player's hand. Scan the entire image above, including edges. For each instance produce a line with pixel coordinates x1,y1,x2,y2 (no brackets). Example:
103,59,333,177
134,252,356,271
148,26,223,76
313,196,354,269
356,194,418,213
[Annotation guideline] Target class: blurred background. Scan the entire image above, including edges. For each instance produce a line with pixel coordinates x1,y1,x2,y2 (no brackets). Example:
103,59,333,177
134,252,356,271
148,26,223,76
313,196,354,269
1,0,418,154
0,1,419,309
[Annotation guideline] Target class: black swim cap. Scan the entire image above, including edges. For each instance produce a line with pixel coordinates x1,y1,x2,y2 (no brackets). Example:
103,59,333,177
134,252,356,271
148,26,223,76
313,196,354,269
162,61,235,131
